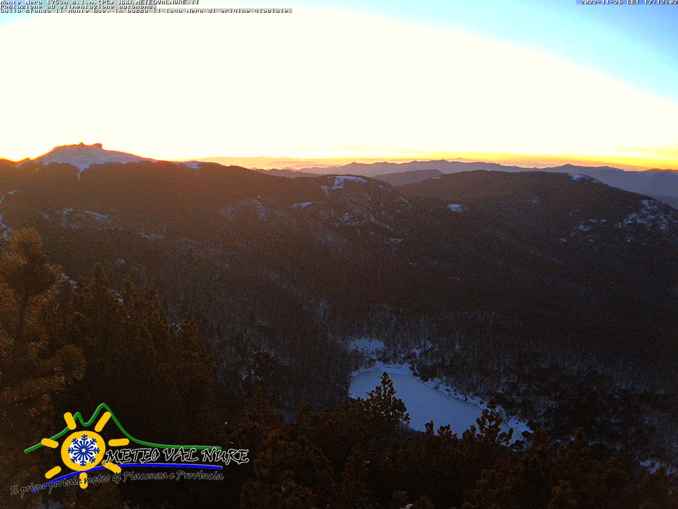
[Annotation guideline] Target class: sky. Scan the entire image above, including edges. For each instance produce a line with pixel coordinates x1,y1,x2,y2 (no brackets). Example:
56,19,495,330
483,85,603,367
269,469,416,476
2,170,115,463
1,0,677,169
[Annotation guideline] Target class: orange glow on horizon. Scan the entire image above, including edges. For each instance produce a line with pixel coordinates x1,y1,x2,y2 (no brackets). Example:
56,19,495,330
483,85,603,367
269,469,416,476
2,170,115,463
200,151,678,171
4,143,677,172
1,10,678,172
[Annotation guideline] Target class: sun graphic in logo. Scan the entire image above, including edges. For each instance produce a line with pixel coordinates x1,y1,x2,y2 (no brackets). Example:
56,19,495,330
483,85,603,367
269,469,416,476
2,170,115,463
39,411,130,489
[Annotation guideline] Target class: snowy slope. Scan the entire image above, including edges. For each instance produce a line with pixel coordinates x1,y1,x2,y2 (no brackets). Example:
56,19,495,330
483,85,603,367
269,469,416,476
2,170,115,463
30,143,150,172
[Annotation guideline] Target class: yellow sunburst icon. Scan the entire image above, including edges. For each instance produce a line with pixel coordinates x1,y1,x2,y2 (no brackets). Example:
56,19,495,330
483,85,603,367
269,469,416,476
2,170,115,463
40,411,130,489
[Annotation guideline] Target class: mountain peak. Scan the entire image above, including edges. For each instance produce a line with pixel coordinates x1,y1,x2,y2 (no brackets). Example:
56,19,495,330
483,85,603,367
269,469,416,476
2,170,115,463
31,143,150,172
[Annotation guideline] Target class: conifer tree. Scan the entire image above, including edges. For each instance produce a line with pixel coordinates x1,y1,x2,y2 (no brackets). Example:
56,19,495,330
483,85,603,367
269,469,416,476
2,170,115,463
362,373,410,433
0,229,85,508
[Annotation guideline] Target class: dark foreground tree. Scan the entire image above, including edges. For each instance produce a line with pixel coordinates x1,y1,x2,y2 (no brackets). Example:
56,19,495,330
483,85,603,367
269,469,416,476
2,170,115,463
0,229,86,508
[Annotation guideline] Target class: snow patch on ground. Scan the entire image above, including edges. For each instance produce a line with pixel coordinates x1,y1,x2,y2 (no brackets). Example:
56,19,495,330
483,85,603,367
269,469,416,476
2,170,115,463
60,208,75,228
0,213,10,239
140,232,164,241
84,210,111,223
0,190,16,239
575,218,607,234
447,203,465,213
640,459,675,475
28,207,117,231
623,199,674,232
0,190,17,205
348,338,385,357
291,201,313,209
330,176,368,190
350,362,529,438
570,174,594,182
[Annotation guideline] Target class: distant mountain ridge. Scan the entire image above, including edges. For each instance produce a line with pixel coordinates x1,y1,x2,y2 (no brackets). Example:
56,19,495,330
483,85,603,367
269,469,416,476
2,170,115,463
284,159,678,208
296,160,523,176
372,169,444,186
3,145,678,207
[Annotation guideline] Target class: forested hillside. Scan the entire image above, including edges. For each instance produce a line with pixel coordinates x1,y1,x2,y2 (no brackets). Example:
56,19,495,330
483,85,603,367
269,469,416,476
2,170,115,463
1,158,677,507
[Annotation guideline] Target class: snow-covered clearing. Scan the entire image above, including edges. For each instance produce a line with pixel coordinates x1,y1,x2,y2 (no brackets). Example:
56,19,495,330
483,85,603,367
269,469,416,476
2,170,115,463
350,361,529,439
